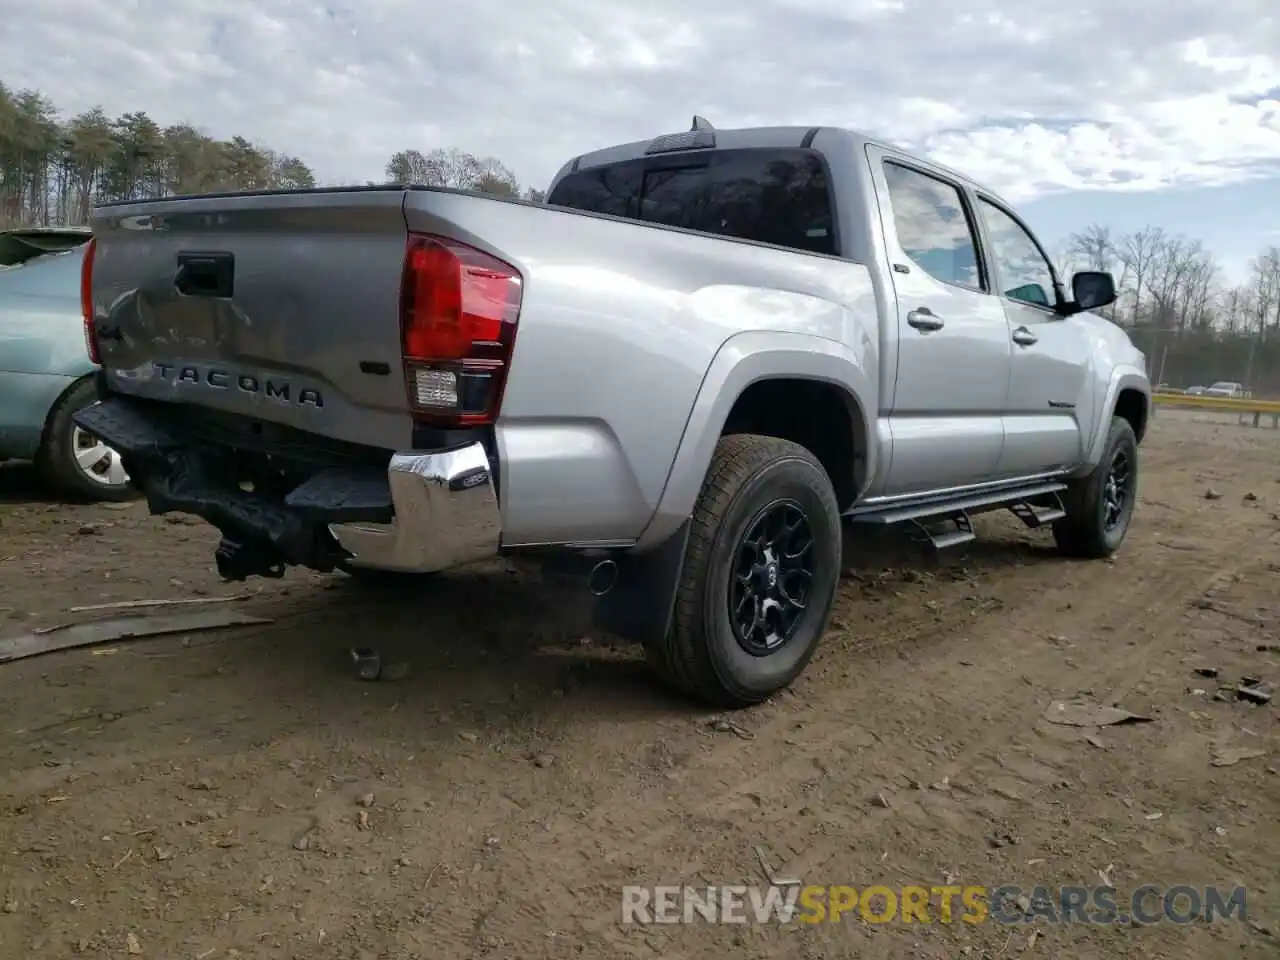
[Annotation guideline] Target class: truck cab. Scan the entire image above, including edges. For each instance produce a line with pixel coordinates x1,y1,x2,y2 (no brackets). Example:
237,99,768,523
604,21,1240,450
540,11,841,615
547,124,1150,505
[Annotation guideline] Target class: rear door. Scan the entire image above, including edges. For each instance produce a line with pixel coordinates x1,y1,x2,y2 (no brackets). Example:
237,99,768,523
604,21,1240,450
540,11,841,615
866,147,1011,496
973,195,1093,477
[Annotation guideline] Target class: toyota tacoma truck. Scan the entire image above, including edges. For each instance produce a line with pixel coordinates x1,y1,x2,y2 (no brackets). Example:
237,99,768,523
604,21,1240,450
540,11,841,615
74,119,1151,708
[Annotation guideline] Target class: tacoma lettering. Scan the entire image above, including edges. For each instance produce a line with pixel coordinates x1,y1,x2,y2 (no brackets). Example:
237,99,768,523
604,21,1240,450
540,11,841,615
154,363,322,407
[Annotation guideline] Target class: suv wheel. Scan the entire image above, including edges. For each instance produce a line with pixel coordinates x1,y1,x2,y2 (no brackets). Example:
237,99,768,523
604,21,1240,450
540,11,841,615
38,379,135,502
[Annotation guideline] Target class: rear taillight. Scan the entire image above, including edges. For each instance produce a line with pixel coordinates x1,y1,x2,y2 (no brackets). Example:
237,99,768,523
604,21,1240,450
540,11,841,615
81,236,99,363
399,233,523,427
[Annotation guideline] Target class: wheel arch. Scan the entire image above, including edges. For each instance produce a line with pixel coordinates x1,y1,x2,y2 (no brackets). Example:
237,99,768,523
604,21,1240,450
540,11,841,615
635,331,877,551
38,372,99,456
1072,367,1150,477
1114,386,1148,444
719,377,866,511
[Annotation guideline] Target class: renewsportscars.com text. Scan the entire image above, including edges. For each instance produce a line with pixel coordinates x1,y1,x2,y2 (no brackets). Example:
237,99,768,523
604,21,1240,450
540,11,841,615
621,883,1248,926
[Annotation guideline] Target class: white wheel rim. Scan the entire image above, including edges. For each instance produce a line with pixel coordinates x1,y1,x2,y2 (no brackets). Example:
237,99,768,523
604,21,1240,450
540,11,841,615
70,426,130,488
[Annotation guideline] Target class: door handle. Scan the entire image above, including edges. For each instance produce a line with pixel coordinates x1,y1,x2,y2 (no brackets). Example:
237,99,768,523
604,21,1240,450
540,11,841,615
907,309,944,332
1012,326,1038,346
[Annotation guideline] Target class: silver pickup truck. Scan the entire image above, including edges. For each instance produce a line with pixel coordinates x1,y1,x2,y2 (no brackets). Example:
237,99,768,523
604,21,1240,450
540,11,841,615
75,119,1150,708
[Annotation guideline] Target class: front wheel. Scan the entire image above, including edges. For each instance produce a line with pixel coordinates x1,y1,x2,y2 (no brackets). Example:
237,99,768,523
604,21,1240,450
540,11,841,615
1053,416,1138,558
645,434,843,708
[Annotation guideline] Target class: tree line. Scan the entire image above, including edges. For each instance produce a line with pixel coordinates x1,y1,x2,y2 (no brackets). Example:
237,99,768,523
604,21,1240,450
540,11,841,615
0,83,545,227
382,148,546,202
6,81,1279,392
1058,226,1280,394
1,82,317,225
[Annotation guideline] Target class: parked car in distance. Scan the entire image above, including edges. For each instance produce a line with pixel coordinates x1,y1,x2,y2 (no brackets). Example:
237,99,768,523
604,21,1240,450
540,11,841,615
1202,381,1245,398
1185,385,1205,395
0,227,132,501
76,119,1151,707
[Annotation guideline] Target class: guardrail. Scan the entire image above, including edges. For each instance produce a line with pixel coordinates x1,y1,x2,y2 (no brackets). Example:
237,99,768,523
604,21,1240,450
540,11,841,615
1153,391,1280,427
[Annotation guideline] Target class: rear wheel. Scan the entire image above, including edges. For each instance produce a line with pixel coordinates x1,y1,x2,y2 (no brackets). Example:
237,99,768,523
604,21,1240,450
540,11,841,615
645,434,842,708
38,379,135,502
1053,416,1138,558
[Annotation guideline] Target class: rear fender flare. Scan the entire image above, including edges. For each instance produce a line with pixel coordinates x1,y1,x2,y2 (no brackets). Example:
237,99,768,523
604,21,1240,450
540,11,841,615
635,330,875,551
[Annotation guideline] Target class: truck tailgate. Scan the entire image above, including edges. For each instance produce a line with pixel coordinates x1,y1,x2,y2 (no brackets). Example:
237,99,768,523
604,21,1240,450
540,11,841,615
89,187,413,450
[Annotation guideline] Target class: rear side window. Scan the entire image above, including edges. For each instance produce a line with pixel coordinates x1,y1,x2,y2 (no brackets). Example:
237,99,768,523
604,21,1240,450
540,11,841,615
545,164,641,219
547,149,837,256
881,161,983,291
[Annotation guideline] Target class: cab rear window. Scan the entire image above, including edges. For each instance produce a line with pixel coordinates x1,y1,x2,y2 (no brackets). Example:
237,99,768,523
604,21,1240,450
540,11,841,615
547,149,837,256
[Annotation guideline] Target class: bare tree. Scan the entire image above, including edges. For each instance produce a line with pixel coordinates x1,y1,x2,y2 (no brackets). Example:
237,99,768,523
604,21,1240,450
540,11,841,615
471,156,519,196
1069,223,1113,272
1117,227,1163,322
1067,223,1128,320
384,149,435,185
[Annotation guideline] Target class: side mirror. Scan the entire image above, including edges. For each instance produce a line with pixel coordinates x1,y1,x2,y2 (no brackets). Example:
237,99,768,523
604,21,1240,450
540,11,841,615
1068,270,1116,313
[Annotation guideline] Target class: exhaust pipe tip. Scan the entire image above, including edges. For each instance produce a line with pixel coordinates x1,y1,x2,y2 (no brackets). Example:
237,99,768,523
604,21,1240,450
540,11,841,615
588,559,618,596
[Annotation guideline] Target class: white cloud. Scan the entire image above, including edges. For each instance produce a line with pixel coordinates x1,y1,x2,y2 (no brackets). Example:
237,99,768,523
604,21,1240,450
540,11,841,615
3,0,1279,203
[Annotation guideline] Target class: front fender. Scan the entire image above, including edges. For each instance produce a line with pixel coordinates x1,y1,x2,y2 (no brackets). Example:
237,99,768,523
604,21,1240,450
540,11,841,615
1072,364,1150,475
635,330,876,550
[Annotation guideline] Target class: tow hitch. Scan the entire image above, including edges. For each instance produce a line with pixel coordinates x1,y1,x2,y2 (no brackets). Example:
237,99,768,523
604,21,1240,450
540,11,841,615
71,397,392,581
214,535,288,581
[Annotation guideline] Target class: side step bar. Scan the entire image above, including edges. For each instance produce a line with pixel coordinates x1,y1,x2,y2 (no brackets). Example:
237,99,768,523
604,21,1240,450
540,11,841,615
847,481,1068,550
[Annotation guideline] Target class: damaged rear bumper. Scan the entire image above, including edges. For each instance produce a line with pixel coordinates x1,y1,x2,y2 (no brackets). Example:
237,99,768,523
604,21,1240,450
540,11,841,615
72,397,501,580
328,445,500,574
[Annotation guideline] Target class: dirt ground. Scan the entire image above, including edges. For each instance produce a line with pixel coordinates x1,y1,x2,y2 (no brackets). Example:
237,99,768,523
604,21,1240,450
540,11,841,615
1,407,1277,960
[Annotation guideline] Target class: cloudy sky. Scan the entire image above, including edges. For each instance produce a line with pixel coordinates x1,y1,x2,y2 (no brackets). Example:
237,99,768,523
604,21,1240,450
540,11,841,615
6,0,1279,279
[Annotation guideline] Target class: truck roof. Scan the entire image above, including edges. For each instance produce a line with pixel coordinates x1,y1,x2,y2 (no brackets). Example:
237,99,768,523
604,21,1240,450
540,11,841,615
555,123,1002,205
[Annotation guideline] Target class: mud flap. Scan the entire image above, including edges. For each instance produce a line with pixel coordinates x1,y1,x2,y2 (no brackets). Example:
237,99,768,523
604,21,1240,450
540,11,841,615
591,519,691,647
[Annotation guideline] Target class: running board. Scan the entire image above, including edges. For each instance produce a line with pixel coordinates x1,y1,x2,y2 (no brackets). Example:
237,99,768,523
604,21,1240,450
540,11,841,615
1008,496,1066,529
924,513,975,549
847,481,1068,551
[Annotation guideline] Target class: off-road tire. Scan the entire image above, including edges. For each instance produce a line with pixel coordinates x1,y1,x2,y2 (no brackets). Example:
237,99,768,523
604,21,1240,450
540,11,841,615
37,378,136,503
645,434,843,708
1053,416,1138,558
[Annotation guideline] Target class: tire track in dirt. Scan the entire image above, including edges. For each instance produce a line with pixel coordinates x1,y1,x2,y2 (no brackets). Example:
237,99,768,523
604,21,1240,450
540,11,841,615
461,486,1274,954
572,561,1274,956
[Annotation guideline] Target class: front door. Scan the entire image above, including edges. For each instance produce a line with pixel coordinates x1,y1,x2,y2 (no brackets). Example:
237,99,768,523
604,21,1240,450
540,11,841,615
867,148,1012,496
974,196,1093,477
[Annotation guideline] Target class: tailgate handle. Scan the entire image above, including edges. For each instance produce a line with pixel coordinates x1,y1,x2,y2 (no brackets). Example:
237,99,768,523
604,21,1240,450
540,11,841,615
175,251,235,298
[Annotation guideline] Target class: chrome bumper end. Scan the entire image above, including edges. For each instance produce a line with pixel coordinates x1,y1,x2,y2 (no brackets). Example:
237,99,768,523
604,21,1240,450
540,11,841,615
329,441,500,573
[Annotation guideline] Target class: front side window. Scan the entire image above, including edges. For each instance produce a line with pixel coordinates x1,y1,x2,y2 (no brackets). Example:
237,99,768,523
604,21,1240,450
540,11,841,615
978,198,1056,308
547,149,836,256
881,162,982,290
